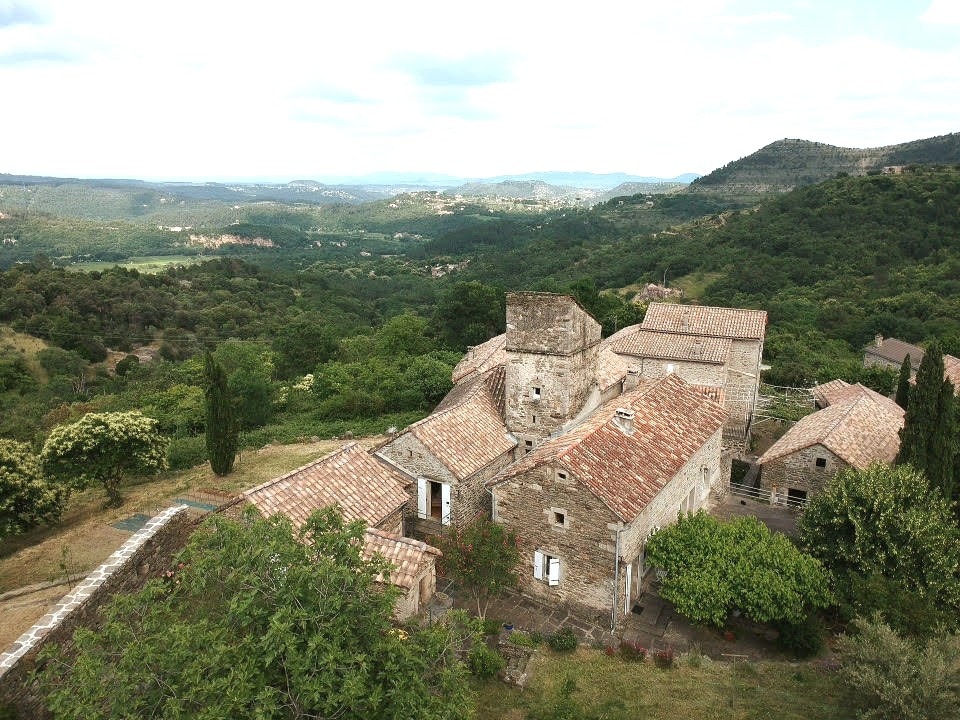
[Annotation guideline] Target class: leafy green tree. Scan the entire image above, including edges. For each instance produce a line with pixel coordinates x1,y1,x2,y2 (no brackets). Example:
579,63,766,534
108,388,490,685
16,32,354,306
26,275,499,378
40,508,475,720
212,340,275,429
375,313,434,357
895,354,912,408
204,352,238,476
433,519,520,619
838,614,960,720
645,512,832,627
434,281,505,350
896,342,956,499
40,411,169,507
0,439,67,539
143,383,205,437
798,464,960,633
272,314,340,379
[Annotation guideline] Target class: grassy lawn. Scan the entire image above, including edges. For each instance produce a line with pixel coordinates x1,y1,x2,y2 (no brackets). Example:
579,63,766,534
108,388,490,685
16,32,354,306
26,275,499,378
473,648,846,720
67,254,203,273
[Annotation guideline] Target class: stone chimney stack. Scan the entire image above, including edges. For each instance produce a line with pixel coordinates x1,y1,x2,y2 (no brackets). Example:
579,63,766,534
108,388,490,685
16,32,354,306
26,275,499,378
613,407,635,435
874,333,884,348
624,367,640,391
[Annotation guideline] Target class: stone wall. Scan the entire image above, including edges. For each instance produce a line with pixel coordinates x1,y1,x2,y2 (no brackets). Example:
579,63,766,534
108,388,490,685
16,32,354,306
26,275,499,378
758,444,845,502
0,506,199,718
723,339,763,443
505,293,601,441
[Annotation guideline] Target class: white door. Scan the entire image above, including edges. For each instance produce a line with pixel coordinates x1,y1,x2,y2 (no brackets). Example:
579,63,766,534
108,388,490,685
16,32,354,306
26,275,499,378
547,557,560,586
417,478,428,519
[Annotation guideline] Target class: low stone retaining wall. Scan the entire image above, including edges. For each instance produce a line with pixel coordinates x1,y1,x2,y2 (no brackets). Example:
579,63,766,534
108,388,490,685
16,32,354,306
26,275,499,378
0,505,199,718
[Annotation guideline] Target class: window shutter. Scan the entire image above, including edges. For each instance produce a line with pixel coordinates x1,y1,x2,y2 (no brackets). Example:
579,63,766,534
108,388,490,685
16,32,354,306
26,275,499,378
548,557,560,586
533,550,544,580
440,483,451,526
417,478,428,519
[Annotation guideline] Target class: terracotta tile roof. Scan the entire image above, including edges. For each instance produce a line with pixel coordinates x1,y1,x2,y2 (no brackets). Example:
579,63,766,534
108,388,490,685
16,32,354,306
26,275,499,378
489,374,727,522
597,346,630,391
605,327,731,364
451,333,506,383
812,380,891,408
758,393,904,469
945,355,960,393
363,528,441,590
402,366,516,480
688,384,725,404
864,337,924,368
243,443,410,530
641,302,767,341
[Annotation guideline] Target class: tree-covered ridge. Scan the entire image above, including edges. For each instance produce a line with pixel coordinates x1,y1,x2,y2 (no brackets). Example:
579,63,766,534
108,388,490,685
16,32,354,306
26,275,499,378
688,132,960,196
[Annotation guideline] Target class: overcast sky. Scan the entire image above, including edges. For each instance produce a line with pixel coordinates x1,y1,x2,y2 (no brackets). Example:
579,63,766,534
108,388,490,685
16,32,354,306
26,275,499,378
2,0,958,181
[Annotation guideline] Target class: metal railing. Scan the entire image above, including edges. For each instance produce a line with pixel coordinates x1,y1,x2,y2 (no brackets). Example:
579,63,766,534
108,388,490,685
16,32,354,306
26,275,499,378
728,481,807,511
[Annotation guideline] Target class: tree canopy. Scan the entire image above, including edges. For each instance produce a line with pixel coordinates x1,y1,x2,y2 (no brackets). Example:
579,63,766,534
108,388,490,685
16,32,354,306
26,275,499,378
0,438,67,539
645,511,832,628
40,411,168,507
798,464,960,633
40,507,475,720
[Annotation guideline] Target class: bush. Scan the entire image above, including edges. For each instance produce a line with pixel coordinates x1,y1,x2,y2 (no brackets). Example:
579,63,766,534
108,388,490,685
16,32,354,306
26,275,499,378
508,631,539,648
838,614,960,720
469,641,505,679
777,614,825,658
653,647,675,669
166,435,207,471
547,627,578,652
619,640,647,661
481,617,504,636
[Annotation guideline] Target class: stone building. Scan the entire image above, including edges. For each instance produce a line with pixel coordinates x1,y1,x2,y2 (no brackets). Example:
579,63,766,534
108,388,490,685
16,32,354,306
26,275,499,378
488,373,727,627
863,335,924,375
605,302,766,447
757,384,904,506
376,366,516,537
242,442,441,620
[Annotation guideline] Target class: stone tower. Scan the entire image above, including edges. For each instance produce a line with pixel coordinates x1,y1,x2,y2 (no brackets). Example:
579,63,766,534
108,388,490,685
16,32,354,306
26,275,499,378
504,292,601,449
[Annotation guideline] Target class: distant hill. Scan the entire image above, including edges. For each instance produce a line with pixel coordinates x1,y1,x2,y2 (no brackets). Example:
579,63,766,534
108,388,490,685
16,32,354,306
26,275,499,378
688,132,960,196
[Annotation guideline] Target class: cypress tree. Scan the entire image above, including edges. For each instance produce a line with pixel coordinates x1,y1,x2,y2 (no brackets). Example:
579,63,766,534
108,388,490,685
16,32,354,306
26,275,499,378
205,351,238,476
896,342,956,500
895,354,912,409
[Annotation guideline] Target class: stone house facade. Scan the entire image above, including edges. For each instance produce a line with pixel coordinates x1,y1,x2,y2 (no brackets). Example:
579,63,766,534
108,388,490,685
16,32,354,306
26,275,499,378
863,335,924,374
489,373,727,627
606,302,766,447
376,366,516,538
758,385,904,506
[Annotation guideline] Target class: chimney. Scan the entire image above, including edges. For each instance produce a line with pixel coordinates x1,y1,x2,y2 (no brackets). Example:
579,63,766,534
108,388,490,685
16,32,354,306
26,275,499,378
874,333,884,348
624,367,640,391
613,408,635,435
466,346,476,360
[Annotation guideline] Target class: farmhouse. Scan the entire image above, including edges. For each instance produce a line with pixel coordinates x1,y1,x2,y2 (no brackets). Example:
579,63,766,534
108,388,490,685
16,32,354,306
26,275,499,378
605,302,766,446
489,373,727,626
863,335,923,374
757,383,904,506
243,442,441,620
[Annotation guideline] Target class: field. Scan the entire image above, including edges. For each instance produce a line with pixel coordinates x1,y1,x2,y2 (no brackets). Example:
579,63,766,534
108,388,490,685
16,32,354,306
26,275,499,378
66,254,204,273
473,648,847,720
0,326,49,380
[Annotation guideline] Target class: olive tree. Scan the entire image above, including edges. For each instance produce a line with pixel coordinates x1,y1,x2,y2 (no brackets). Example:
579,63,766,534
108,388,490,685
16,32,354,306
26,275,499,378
40,411,168,507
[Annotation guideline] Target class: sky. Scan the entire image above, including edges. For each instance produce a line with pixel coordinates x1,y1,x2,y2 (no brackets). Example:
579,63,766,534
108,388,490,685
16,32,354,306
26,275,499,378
1,0,959,182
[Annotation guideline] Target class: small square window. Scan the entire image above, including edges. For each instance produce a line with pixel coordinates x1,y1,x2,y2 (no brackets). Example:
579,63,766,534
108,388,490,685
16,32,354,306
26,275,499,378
524,439,533,455
557,471,568,481
531,386,541,400
553,510,566,526
815,457,827,468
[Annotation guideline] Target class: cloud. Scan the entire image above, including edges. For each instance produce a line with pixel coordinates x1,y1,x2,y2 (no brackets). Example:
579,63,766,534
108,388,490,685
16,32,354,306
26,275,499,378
0,1,44,27
390,52,514,89
921,0,960,25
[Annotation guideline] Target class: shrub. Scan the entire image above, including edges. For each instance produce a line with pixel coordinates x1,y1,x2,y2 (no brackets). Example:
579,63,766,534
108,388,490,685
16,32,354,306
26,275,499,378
529,631,544,645
777,614,825,658
653,647,675,669
469,641,505,679
619,641,647,662
481,617,504,636
508,631,538,648
547,627,578,652
166,435,207,471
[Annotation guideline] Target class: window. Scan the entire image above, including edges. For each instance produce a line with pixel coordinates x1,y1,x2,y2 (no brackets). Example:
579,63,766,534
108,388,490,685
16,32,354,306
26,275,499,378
815,457,827,469
787,488,808,507
532,414,537,425
524,439,533,454
533,550,560,586
531,386,541,400
665,363,675,374
551,508,567,528
556,470,568,482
